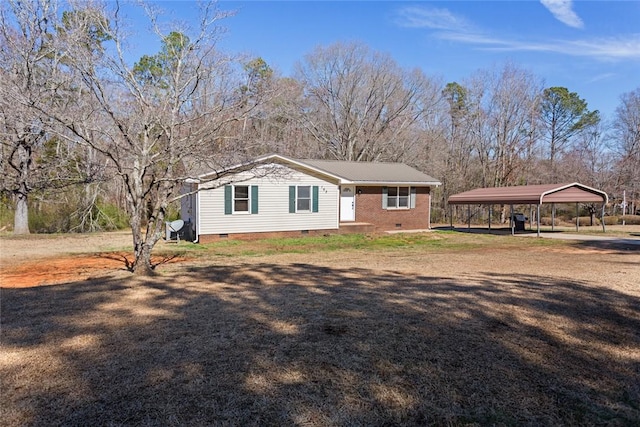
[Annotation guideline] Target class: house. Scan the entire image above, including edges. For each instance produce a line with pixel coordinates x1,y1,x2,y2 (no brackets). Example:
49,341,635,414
181,154,441,242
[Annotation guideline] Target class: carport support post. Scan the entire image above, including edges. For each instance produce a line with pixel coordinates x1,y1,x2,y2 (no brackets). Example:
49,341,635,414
537,204,541,237
576,203,579,232
468,205,471,230
510,204,514,236
449,204,453,229
552,203,556,232
601,204,606,233
488,205,492,230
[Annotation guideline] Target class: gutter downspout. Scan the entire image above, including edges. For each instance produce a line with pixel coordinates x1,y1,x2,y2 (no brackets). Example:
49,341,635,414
193,186,200,243
428,188,432,230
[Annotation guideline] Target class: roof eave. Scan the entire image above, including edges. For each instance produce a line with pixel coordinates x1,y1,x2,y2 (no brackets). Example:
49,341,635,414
194,154,345,183
351,181,442,186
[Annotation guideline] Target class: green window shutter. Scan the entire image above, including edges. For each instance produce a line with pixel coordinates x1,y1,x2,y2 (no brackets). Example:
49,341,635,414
224,185,232,215
251,185,259,214
410,187,417,209
289,186,296,213
312,186,319,213
382,186,388,210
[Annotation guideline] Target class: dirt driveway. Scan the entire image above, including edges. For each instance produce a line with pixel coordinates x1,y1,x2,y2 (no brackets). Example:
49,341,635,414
0,232,134,287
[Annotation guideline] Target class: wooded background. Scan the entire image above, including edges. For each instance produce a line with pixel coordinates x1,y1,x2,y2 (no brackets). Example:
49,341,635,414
1,1,638,271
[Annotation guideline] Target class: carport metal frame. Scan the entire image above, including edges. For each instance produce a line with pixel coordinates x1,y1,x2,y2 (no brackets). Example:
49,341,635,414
447,183,609,237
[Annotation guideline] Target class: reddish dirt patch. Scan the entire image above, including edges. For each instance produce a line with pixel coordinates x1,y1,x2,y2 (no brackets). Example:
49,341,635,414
1,252,186,288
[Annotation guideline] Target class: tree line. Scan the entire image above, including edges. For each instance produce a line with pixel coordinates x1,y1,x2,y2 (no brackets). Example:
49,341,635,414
1,0,639,274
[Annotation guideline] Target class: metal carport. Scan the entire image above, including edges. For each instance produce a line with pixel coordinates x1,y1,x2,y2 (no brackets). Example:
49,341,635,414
447,183,609,237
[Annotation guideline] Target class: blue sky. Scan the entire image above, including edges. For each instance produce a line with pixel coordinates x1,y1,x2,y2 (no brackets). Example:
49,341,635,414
129,1,640,119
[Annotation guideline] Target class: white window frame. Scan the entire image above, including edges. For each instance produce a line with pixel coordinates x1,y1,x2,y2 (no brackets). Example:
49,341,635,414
296,185,312,213
233,185,251,214
386,186,411,210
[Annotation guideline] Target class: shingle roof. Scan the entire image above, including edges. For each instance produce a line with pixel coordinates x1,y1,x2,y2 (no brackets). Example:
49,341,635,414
191,154,441,186
448,183,608,205
298,159,441,185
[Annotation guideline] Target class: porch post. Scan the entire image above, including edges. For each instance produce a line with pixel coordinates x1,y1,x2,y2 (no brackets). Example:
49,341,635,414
552,203,556,232
576,203,579,232
537,204,541,237
601,203,606,233
468,205,471,230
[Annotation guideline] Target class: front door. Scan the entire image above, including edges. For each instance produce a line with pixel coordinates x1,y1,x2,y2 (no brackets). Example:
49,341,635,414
340,185,355,222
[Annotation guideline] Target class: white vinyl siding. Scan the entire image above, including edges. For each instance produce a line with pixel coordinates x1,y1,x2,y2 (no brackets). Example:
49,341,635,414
198,165,339,235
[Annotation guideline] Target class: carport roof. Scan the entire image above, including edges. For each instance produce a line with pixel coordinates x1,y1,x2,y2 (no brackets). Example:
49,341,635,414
448,183,608,205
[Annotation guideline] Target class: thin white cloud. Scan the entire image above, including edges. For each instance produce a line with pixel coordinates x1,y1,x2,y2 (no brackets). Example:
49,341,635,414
396,6,640,61
443,32,640,60
586,73,617,83
540,0,584,29
395,6,473,32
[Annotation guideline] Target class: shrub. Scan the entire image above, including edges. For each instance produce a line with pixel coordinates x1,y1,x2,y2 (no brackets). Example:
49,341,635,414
620,215,640,225
94,202,130,231
539,216,561,226
602,216,619,226
28,199,129,233
571,216,601,227
29,202,74,233
0,198,13,232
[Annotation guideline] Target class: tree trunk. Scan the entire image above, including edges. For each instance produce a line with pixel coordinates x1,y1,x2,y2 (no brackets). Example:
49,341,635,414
14,193,30,234
129,207,156,275
13,140,32,235
132,241,155,276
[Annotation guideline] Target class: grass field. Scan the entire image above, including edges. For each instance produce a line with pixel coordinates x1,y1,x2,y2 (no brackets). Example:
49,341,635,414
1,230,639,426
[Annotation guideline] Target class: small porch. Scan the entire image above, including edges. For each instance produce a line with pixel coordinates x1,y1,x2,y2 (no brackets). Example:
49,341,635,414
338,222,376,234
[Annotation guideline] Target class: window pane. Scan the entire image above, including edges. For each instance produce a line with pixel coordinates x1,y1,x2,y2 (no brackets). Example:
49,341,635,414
235,200,249,212
234,186,249,199
388,187,398,197
297,199,310,211
387,198,397,208
398,197,409,208
298,186,310,198
399,187,409,196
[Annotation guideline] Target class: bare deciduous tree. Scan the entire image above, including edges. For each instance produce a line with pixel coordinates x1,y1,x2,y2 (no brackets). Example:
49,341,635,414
612,87,640,215
295,41,442,162
471,64,542,189
49,1,250,274
0,0,60,234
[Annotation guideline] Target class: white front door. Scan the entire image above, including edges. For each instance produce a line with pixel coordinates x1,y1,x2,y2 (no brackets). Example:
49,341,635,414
340,185,355,222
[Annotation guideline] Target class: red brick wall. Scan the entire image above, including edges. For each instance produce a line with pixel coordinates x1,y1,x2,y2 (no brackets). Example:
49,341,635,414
353,186,431,231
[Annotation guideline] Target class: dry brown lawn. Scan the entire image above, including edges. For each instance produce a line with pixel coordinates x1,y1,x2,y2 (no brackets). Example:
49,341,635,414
1,230,639,426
